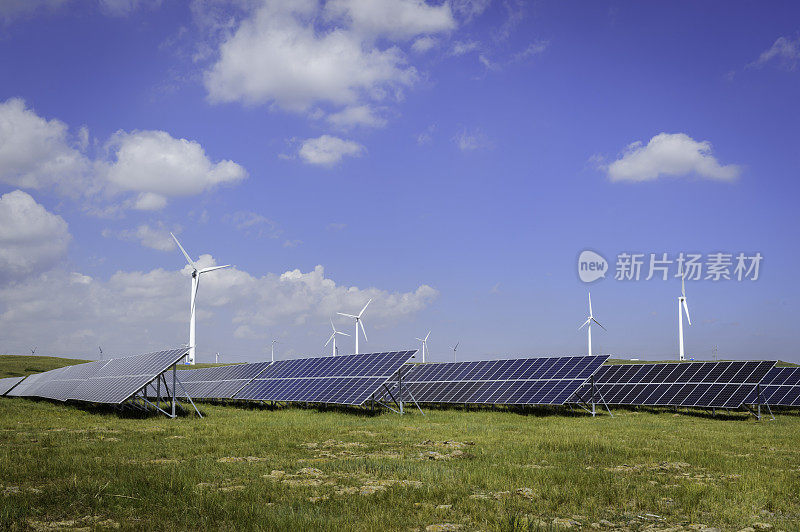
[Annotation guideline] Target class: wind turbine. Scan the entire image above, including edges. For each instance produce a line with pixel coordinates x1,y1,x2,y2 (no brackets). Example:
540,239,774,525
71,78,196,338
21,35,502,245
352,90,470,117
215,352,221,364
415,331,431,363
98,346,103,361
30,347,36,355
452,342,459,362
270,339,279,364
171,233,231,366
678,276,691,361
337,299,371,355
578,291,606,356
325,319,350,356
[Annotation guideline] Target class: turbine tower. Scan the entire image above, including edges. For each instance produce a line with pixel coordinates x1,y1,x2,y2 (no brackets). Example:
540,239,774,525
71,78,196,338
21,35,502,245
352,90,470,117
578,291,606,356
171,233,230,365
271,339,279,364
415,331,431,363
678,276,691,361
325,319,350,356
337,299,371,355
452,342,459,362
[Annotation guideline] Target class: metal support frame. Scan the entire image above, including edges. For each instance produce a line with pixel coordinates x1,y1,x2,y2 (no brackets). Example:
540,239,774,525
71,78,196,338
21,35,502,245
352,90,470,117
572,377,613,417
126,363,202,419
743,384,775,421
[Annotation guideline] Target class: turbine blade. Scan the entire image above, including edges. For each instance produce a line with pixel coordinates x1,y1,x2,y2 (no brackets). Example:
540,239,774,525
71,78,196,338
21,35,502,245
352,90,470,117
200,264,231,274
415,338,423,342
588,291,593,316
325,332,335,347
454,342,459,350
171,233,196,269
683,299,691,325
592,317,607,331
425,330,431,341
337,331,350,336
360,320,368,342
682,276,686,297
337,312,357,319
358,298,372,318
578,318,591,330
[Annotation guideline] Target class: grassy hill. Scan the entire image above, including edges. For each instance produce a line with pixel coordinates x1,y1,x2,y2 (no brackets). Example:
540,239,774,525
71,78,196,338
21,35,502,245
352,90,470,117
0,355,89,379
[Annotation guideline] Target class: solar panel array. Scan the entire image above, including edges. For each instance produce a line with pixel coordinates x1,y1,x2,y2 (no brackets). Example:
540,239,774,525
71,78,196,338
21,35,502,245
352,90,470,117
383,355,609,405
6,348,188,404
575,360,776,408
153,362,273,399
0,376,25,396
745,367,800,406
234,351,417,405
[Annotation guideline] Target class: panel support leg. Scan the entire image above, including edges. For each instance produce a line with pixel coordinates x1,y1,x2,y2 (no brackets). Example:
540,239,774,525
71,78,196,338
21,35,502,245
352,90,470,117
171,364,177,419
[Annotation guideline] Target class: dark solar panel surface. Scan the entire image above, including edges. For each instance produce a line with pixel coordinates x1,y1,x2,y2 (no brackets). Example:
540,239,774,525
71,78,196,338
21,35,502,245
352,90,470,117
0,376,25,396
575,360,776,408
384,355,609,405
6,348,188,404
149,362,273,399
234,351,417,405
743,367,800,406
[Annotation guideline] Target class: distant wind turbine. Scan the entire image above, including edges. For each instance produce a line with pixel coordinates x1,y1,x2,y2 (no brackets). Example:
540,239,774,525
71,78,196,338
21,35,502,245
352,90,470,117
30,347,36,355
98,346,103,360
578,291,606,356
452,342,459,362
325,319,350,356
171,233,231,365
678,276,691,361
215,352,221,364
271,339,279,364
415,331,431,363
337,299,371,355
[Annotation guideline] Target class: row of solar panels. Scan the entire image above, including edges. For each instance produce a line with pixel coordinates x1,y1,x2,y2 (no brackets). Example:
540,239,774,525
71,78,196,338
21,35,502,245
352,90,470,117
2,349,798,409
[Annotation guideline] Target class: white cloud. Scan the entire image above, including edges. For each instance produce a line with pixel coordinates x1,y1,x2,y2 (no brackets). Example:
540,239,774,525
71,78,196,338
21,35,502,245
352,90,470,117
104,130,247,209
327,105,387,129
109,223,178,252
0,190,71,282
204,0,419,112
0,99,247,212
451,0,491,22
454,127,491,151
411,36,437,53
606,133,740,183
98,0,161,17
0,98,93,197
749,36,800,71
324,0,455,41
0,261,438,356
450,40,480,56
416,123,435,145
227,211,281,239
0,0,68,20
299,135,365,166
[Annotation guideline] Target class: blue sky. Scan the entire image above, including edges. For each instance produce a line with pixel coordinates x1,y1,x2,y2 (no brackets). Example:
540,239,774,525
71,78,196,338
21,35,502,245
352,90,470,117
0,0,798,363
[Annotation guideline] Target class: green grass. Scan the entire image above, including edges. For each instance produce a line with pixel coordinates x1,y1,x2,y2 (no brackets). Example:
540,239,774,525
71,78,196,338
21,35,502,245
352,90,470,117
0,355,89,378
1,357,799,531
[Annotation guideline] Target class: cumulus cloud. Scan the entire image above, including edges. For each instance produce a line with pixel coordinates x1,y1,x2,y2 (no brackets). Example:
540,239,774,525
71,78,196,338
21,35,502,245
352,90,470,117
0,98,93,197
107,223,178,252
605,133,740,183
299,135,365,166
326,105,387,129
749,35,800,71
0,190,71,282
324,0,455,41
204,0,419,112
411,36,437,53
0,99,247,212
0,260,438,357
104,130,247,210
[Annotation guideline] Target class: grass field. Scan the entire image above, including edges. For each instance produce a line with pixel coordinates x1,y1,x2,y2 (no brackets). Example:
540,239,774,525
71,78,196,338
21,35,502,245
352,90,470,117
1,357,799,531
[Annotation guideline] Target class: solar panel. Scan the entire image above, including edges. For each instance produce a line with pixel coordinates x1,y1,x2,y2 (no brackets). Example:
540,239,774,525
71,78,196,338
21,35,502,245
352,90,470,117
234,351,417,406
575,360,777,409
384,355,609,406
744,367,800,406
150,362,273,399
67,348,189,404
0,376,25,396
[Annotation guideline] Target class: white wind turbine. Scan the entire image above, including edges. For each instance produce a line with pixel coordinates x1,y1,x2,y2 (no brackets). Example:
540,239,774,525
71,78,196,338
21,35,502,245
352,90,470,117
415,331,431,363
337,299,371,355
678,276,691,361
452,342,459,362
578,291,606,356
171,233,230,365
325,319,350,356
270,339,279,364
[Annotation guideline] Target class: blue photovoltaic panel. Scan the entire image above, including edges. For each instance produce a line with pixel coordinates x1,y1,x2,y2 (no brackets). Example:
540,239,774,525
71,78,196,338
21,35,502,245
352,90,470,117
384,355,609,406
234,351,417,405
6,348,189,404
743,367,800,406
149,362,273,399
575,360,776,409
0,376,25,396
